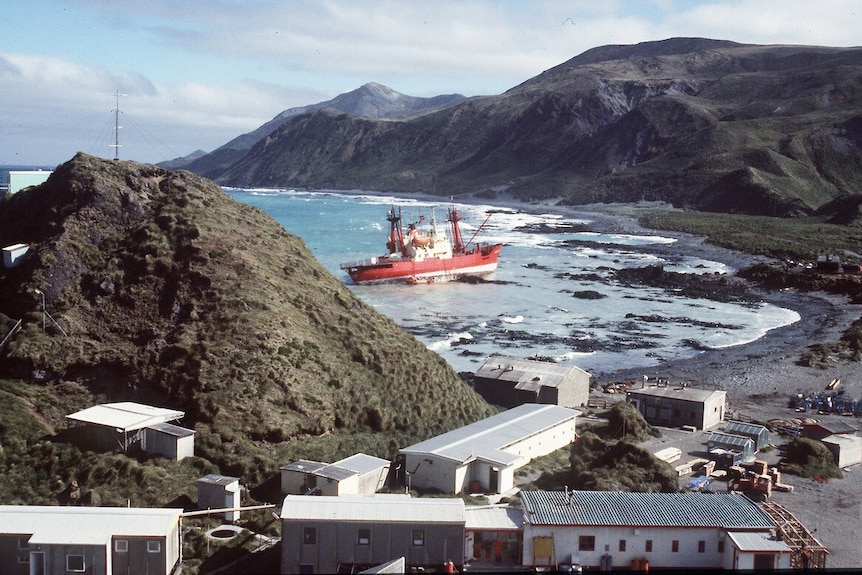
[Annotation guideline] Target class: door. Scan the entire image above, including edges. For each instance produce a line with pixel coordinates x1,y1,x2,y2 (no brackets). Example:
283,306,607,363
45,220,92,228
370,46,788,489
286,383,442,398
753,553,775,570
490,467,500,493
29,552,45,575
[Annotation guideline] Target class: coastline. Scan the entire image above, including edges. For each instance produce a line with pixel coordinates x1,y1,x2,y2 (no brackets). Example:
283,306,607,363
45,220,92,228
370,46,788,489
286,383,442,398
322,188,862,406
313,188,862,567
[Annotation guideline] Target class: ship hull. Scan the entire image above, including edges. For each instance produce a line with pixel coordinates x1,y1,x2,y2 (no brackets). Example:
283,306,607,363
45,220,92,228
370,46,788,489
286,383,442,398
343,244,502,285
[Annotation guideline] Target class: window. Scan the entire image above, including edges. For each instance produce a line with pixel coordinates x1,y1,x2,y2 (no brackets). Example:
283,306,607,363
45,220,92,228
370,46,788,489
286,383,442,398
412,530,425,546
618,540,626,552
698,540,706,553
303,527,317,545
672,540,679,552
358,529,371,545
645,540,653,553
17,537,30,550
147,541,161,553
718,540,725,553
578,536,595,552
66,555,85,572
115,539,128,553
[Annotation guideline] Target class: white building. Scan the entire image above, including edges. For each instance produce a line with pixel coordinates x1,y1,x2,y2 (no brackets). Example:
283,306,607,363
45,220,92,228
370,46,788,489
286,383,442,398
822,433,862,468
520,490,792,571
0,505,182,575
399,404,579,494
280,452,390,496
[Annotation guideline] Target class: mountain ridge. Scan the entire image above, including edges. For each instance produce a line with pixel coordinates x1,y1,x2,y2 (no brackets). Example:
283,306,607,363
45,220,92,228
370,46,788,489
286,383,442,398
174,82,467,180
197,38,862,219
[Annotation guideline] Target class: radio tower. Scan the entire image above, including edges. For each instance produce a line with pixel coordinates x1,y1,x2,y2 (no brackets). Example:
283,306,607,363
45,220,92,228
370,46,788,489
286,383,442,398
110,90,126,160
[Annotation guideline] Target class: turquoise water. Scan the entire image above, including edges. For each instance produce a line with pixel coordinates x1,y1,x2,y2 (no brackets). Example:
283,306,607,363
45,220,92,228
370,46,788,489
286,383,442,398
225,188,800,376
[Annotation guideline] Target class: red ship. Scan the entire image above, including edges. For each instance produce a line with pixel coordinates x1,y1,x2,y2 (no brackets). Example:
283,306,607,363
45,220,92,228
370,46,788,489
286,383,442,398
340,205,502,284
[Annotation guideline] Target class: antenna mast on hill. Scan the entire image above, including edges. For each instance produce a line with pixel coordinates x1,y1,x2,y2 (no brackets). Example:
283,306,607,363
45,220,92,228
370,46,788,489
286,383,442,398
110,90,126,160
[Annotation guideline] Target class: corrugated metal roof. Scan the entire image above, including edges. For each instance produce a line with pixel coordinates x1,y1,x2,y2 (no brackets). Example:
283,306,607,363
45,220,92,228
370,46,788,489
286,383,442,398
627,386,725,402
726,530,792,552
336,453,391,474
804,420,858,434
520,490,774,528
476,355,590,390
148,422,195,438
822,433,862,446
399,404,579,466
67,402,184,432
0,506,181,545
281,460,328,473
281,494,465,523
724,421,768,436
465,506,524,531
197,474,239,486
708,432,754,448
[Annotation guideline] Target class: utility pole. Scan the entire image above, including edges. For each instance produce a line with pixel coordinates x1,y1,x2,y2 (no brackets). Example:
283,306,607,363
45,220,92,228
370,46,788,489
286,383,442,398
34,289,45,332
111,90,126,160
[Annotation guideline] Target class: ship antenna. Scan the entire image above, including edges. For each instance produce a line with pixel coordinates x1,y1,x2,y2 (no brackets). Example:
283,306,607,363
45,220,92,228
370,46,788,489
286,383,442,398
110,90,126,160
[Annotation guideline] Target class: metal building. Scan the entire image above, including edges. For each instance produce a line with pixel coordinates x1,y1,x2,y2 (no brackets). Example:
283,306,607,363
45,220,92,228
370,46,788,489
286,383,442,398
0,505,182,575
473,355,591,408
627,385,726,430
724,421,770,451
280,494,465,574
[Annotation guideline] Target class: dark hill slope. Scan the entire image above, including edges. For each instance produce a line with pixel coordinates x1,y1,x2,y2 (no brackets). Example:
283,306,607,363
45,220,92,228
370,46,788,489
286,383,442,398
0,153,493,496
217,38,862,218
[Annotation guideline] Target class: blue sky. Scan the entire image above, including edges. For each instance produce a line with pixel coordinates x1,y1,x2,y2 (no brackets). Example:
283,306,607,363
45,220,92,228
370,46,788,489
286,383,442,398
1,0,860,166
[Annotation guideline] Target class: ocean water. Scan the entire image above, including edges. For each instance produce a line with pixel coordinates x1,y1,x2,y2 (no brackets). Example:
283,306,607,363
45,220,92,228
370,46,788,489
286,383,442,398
225,188,800,377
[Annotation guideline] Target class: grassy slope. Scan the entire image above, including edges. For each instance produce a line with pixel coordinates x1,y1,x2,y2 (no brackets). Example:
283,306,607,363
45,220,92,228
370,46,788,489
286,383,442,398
0,153,494,507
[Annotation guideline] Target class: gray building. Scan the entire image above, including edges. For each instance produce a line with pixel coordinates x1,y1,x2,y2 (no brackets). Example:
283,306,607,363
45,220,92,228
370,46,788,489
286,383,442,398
0,505,182,575
707,431,756,463
145,422,195,461
197,474,241,522
66,402,186,453
724,421,770,451
626,385,726,430
281,494,465,574
473,355,590,408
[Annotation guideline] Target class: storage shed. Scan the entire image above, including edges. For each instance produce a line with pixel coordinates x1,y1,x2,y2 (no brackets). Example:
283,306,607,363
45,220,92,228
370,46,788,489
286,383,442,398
626,385,726,430
802,420,858,441
473,355,591,408
2,243,29,268
197,474,241,522
707,432,755,463
821,434,862,468
399,404,579,494
724,421,770,451
144,422,195,461
280,453,390,496
66,402,185,453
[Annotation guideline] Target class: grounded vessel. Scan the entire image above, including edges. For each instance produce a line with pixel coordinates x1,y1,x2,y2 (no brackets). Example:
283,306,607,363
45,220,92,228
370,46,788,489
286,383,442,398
340,205,502,284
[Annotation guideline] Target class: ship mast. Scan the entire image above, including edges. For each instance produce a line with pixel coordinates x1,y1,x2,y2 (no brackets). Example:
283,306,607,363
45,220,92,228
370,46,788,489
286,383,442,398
110,90,126,160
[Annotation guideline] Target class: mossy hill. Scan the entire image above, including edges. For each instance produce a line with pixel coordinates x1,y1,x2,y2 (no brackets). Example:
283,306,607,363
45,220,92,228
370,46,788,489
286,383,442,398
0,153,494,506
201,38,862,220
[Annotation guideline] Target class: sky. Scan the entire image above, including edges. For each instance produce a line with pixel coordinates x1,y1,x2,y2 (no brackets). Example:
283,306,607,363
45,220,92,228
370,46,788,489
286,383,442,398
1,0,860,167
